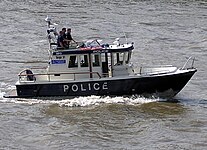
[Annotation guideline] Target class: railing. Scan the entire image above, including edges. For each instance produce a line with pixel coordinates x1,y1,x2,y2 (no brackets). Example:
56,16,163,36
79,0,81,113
138,66,177,75
181,57,196,70
137,57,196,75
18,70,102,82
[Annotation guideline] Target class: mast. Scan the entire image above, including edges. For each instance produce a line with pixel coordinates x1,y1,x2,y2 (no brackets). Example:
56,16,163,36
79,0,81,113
45,15,52,28
45,16,58,49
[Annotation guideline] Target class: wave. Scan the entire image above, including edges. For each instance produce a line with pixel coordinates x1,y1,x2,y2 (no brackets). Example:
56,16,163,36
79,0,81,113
0,82,15,100
1,96,161,107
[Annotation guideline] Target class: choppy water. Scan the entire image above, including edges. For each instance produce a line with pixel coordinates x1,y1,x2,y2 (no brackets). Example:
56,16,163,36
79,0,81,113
0,0,207,149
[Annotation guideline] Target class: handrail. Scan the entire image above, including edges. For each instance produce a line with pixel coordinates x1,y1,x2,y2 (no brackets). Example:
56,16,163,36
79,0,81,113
18,71,102,82
181,57,195,70
18,67,47,75
30,67,48,69
138,66,178,75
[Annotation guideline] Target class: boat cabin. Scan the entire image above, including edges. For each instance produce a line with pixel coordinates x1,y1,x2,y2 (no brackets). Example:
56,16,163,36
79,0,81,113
18,40,134,83
47,40,134,81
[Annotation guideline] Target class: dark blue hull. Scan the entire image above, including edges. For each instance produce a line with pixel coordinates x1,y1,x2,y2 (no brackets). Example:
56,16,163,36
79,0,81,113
14,69,196,98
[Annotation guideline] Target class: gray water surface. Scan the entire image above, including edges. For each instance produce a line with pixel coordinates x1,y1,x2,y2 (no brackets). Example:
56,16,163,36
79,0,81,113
0,0,207,149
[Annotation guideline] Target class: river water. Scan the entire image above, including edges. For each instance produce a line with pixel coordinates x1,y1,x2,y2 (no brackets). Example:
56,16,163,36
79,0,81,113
0,0,207,149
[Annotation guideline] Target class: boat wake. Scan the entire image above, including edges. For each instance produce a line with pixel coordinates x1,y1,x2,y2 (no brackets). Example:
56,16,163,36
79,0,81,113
0,82,15,99
0,82,162,107
0,95,161,107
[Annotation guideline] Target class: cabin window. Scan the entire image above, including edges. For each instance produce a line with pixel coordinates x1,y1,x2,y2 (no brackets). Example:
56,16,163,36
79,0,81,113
114,52,124,66
80,55,89,67
92,54,100,67
101,53,108,63
125,52,131,64
68,55,78,68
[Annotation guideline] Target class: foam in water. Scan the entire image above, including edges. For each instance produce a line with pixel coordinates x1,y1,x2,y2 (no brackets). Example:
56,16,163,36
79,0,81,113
0,82,15,100
58,95,161,107
0,91,5,100
0,95,161,107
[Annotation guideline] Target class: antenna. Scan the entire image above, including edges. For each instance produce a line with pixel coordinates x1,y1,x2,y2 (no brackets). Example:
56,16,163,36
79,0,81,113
122,30,128,43
45,16,58,28
45,16,58,50
45,15,52,28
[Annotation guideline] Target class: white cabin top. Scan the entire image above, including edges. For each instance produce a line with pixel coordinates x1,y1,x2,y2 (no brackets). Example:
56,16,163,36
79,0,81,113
47,39,134,79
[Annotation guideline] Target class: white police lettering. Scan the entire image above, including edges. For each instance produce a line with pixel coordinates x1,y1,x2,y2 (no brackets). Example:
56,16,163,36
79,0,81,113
71,84,78,92
81,84,86,91
88,83,91,91
63,85,69,92
102,82,108,90
63,82,108,92
93,83,100,90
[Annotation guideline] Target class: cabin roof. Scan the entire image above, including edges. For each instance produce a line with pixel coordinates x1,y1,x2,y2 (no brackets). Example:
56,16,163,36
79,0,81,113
52,44,134,55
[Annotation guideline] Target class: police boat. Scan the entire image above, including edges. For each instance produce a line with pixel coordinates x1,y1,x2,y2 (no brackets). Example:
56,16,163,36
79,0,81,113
4,17,197,99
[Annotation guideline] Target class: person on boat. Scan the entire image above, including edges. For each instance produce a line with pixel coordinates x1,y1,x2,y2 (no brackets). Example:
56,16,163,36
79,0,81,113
66,28,77,45
57,31,66,49
62,28,67,39
62,28,69,48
